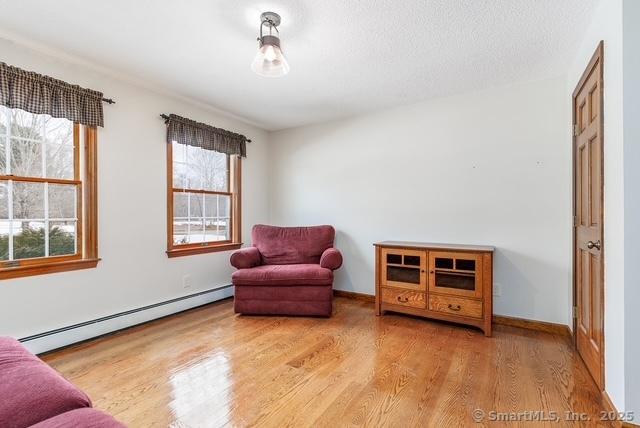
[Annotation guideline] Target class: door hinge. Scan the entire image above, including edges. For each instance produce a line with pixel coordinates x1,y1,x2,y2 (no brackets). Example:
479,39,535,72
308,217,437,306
574,124,580,136
573,215,578,227
573,305,578,319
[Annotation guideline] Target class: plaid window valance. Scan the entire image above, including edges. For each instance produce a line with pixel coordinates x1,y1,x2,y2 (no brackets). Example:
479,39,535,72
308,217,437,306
0,62,104,127
166,114,247,157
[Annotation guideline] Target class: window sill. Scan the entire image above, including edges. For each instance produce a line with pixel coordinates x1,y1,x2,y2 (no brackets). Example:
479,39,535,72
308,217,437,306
0,258,101,280
166,243,243,258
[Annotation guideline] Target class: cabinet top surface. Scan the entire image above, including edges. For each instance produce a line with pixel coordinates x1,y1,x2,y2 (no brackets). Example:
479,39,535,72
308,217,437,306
374,241,495,252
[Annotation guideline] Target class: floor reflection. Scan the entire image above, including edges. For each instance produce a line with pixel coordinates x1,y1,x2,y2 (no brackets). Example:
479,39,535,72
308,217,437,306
169,351,232,427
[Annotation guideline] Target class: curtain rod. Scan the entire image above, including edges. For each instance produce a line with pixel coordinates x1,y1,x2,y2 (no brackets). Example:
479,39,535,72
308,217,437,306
159,114,252,142
102,98,116,104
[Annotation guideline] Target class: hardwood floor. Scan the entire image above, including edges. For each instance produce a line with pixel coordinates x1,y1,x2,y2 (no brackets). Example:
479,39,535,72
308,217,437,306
42,297,613,427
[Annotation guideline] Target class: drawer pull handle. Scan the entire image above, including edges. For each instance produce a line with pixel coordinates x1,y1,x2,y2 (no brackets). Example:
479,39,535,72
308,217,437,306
397,296,409,303
448,304,461,311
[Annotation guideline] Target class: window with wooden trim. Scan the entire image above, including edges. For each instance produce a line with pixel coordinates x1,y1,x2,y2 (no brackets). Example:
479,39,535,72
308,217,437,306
0,106,99,279
167,140,241,257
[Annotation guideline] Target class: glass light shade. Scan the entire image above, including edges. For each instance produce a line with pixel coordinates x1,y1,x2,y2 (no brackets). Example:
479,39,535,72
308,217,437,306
251,41,290,77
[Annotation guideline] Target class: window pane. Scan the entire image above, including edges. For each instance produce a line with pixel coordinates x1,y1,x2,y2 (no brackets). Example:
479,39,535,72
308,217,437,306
185,164,203,189
46,143,74,179
189,193,203,218
204,194,217,218
180,144,228,191
173,218,190,245
204,219,218,241
44,117,73,146
218,218,231,241
0,106,7,135
173,162,187,189
204,219,230,242
173,193,189,217
13,182,45,219
172,218,207,245
0,221,8,260
49,184,77,219
10,109,44,140
187,218,206,244
11,139,43,177
204,195,231,218
0,139,5,174
219,195,230,218
0,181,7,219
172,141,186,163
49,221,76,256
14,221,45,259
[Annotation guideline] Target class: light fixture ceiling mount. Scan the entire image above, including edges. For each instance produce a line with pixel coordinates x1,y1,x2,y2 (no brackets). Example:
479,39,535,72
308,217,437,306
251,11,290,78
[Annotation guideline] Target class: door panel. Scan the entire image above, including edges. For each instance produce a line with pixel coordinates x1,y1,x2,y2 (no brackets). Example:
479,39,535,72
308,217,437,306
428,251,483,299
573,42,604,390
380,248,427,291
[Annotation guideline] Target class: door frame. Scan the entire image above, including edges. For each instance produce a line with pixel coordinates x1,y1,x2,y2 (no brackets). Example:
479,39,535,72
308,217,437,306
571,40,605,390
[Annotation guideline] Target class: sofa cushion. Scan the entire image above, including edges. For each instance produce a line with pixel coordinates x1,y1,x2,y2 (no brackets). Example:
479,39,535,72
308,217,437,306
0,337,92,428
252,224,335,265
232,264,333,286
29,408,126,428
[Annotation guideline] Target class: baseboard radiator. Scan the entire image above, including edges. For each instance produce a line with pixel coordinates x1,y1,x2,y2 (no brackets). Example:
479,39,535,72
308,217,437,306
19,285,234,355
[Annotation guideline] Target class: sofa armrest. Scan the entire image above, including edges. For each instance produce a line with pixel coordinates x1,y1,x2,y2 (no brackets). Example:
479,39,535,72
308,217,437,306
320,248,343,270
230,247,262,269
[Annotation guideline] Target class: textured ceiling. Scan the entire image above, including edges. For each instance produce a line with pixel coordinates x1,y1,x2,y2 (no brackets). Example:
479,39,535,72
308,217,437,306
0,0,598,130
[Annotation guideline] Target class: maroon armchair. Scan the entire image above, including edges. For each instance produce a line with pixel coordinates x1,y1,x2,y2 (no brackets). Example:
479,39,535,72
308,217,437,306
231,225,343,317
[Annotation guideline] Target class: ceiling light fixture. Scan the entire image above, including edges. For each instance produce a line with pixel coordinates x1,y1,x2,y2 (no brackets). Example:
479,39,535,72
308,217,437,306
251,12,290,78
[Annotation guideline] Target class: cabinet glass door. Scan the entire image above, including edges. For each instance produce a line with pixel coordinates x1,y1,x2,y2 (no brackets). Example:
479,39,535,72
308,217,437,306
381,248,427,291
428,251,482,298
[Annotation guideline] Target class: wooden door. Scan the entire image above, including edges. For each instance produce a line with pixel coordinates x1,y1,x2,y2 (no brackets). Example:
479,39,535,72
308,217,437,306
573,42,604,390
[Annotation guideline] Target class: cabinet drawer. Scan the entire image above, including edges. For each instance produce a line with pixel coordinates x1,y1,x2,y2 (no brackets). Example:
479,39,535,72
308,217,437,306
428,294,482,318
381,287,426,309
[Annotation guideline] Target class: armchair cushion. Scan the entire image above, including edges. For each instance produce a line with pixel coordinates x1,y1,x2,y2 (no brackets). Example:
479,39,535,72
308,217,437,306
252,224,335,265
232,264,333,286
320,248,343,270
230,247,262,269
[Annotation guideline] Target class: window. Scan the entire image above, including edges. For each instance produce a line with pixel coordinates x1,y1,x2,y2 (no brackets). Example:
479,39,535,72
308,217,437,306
0,106,99,279
167,140,241,257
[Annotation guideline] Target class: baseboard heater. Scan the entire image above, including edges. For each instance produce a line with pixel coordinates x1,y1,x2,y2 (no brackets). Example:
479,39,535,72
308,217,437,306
19,285,234,355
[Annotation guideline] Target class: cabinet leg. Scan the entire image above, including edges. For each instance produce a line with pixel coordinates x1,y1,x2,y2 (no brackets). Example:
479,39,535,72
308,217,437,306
484,326,492,337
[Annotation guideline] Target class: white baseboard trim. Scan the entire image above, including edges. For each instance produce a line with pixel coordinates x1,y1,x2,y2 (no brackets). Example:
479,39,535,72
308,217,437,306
19,285,234,355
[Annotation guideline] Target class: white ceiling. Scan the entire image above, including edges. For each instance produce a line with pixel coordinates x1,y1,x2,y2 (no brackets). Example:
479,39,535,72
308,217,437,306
0,0,598,131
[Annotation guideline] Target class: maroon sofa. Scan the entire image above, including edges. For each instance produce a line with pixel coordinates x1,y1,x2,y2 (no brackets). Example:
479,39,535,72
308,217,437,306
0,337,125,428
231,224,343,317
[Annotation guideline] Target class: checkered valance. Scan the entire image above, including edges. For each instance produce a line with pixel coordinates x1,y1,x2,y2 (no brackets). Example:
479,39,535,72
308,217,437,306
0,62,104,127
166,114,247,157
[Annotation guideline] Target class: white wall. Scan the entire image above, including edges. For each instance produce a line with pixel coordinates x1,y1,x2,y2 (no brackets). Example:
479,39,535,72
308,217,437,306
622,0,640,416
269,76,572,326
567,0,626,411
0,38,270,339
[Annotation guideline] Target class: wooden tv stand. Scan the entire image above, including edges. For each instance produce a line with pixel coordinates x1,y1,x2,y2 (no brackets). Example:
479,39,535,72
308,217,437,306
374,241,495,336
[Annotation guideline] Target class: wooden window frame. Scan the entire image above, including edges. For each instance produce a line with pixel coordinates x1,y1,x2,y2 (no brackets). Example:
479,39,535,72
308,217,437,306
166,141,242,258
0,122,100,279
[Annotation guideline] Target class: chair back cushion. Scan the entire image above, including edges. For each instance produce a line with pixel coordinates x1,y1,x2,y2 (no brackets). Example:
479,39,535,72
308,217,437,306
252,224,335,265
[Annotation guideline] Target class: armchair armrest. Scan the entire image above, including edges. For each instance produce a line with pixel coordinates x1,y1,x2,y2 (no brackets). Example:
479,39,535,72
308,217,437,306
230,247,262,269
320,248,343,270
